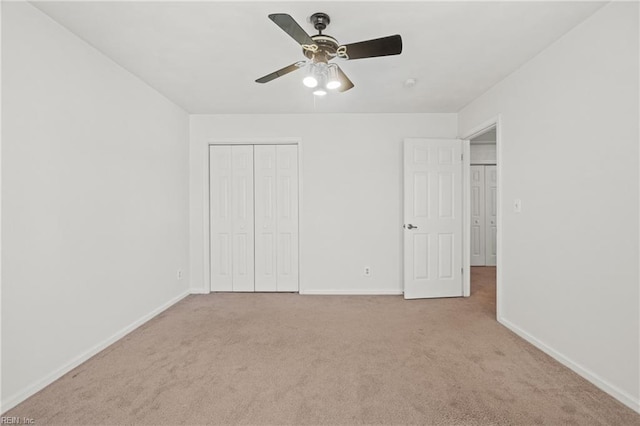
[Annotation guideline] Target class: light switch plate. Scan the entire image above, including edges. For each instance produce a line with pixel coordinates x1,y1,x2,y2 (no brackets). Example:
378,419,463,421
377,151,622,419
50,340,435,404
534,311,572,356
514,199,522,213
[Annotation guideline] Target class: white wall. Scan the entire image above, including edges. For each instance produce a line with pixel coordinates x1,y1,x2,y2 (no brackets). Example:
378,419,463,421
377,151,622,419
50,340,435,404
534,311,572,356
459,1,639,411
2,2,190,410
470,143,496,165
190,114,457,294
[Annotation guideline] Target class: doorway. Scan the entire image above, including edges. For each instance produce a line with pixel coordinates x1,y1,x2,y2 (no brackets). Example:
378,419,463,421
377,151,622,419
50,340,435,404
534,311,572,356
462,117,501,319
469,131,497,267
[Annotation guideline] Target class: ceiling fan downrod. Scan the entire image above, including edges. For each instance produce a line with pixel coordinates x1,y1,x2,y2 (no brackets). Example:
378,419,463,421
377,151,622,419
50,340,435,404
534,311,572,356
310,12,330,34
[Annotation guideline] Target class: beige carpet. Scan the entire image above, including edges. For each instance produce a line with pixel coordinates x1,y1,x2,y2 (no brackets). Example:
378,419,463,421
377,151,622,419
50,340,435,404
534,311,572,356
6,267,639,425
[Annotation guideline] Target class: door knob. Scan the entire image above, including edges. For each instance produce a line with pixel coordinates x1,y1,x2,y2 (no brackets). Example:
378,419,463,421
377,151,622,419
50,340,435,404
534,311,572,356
406,224,418,229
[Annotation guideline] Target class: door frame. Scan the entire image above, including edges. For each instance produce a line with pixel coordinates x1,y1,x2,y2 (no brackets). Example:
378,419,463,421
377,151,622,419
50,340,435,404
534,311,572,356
461,115,502,319
204,138,303,293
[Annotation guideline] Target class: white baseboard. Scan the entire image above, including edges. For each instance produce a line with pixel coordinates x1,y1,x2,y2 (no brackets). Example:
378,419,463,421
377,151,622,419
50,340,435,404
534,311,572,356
189,288,403,296
300,289,403,295
499,316,640,414
1,290,190,414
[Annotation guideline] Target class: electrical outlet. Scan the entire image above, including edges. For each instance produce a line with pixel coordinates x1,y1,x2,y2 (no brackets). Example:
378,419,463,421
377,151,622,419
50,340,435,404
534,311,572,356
177,269,183,280
364,266,371,277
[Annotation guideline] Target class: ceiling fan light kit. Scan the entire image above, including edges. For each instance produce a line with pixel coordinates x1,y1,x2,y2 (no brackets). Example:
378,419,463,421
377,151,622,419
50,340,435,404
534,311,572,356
256,12,403,96
326,65,341,89
302,72,318,88
303,62,340,95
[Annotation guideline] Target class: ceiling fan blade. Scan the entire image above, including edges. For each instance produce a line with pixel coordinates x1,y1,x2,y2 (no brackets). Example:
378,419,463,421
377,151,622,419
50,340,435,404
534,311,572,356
256,62,305,84
340,34,402,60
268,14,315,46
335,65,354,92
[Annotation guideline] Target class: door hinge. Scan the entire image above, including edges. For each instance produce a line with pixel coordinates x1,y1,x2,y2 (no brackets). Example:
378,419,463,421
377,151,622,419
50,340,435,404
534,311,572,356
461,153,464,161
461,268,464,274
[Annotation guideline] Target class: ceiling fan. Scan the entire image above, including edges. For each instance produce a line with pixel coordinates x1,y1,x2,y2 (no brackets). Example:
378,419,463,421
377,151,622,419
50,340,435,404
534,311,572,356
255,12,403,95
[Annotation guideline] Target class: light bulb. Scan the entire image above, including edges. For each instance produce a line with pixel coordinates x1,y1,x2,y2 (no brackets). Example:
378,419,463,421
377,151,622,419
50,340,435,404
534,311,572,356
326,80,341,90
303,76,318,88
313,88,327,96
326,64,341,90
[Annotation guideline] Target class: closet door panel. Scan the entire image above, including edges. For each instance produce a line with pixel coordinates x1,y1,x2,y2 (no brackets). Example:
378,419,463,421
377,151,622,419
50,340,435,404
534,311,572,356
485,165,497,266
276,145,299,291
209,146,233,291
470,165,485,266
231,146,255,291
254,145,278,291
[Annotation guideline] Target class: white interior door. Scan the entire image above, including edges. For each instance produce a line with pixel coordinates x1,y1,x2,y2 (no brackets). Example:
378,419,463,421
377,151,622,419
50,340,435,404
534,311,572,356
276,145,299,291
485,165,497,266
254,145,277,291
404,139,463,299
211,144,298,293
254,145,299,292
470,165,486,266
209,146,233,291
231,146,255,291
209,145,255,292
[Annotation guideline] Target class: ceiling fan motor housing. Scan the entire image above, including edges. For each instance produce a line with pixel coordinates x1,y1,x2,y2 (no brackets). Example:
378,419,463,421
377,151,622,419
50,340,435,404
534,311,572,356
311,12,330,31
304,35,339,62
303,13,338,63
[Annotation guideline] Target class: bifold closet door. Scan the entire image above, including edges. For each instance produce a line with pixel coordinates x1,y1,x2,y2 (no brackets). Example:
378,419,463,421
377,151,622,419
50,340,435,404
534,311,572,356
209,145,255,292
211,144,298,292
470,165,486,266
275,145,299,291
254,145,299,292
485,165,497,266
254,146,277,291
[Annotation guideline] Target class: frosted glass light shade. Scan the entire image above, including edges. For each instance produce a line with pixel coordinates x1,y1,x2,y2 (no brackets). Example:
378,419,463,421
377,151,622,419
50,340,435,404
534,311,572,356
326,65,341,90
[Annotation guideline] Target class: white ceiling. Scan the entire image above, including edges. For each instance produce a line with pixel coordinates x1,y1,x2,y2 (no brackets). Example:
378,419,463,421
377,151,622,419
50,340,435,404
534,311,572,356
31,1,606,114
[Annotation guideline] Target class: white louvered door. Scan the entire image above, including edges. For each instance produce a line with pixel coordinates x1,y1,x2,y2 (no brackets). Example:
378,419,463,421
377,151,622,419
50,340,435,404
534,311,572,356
403,139,463,299
211,144,298,292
